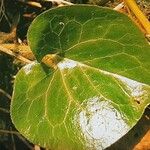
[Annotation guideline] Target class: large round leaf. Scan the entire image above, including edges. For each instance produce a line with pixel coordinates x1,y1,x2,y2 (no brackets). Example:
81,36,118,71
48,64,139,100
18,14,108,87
11,5,150,150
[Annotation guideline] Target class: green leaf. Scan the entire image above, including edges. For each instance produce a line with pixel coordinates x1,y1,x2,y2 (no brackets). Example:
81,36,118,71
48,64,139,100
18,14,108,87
11,5,150,150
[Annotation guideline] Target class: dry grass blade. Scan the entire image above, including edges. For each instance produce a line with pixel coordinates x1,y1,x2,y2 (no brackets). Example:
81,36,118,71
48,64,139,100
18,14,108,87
0,88,11,100
0,129,33,149
0,107,9,113
124,0,150,35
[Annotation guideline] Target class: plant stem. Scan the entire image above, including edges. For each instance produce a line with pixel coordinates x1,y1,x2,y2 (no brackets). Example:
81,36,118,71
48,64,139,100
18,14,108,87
124,0,150,35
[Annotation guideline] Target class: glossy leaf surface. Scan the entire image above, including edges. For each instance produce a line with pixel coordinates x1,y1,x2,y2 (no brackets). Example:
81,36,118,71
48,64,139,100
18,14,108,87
11,5,150,150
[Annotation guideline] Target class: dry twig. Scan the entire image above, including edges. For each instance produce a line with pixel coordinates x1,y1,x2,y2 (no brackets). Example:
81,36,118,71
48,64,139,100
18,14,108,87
0,45,32,64
113,2,124,11
46,0,73,6
34,145,41,150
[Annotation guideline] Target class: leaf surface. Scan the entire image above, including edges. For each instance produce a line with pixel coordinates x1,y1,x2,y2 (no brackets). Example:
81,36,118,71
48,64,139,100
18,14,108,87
11,5,150,150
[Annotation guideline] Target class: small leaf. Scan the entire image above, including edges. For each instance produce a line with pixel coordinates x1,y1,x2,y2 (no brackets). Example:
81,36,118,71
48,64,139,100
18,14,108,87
11,5,150,150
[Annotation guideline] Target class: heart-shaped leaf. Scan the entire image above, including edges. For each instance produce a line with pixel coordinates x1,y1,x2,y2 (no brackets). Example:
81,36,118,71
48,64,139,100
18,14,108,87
11,5,150,150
